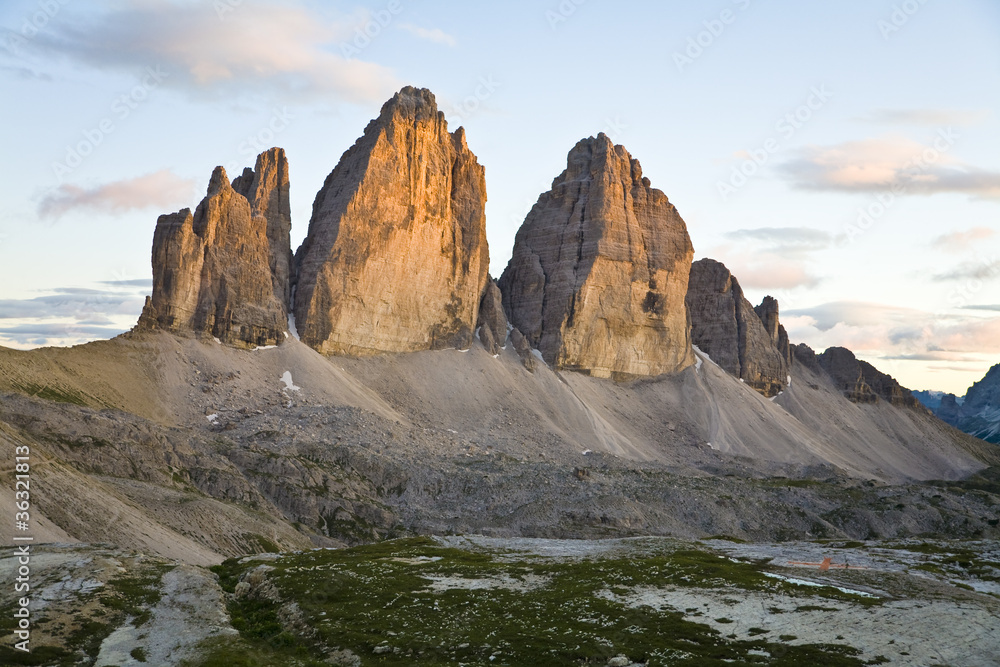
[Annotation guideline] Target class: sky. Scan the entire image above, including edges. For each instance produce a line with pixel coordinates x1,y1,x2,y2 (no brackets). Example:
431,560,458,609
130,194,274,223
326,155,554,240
1,0,999,395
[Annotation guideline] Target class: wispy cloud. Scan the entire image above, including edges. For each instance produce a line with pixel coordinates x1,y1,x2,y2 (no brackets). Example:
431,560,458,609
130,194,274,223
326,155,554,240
931,227,996,254
783,302,1000,373
931,261,1000,283
778,136,1000,199
0,283,149,349
860,108,990,127
708,227,836,290
25,0,400,102
38,170,195,220
398,23,457,47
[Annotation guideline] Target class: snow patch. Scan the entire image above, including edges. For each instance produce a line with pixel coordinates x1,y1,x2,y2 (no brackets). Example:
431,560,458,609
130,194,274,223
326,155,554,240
692,345,718,367
254,345,278,351
280,371,300,392
582,449,592,456
287,313,300,341
206,414,219,424
212,337,222,345
531,349,547,366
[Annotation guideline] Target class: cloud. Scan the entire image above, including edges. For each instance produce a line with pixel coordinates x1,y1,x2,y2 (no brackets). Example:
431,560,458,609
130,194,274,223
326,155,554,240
0,283,149,349
708,226,836,290
26,0,400,102
398,23,457,47
931,227,996,253
960,304,1000,312
931,257,1000,283
861,109,990,127
778,136,1000,199
38,170,195,220
723,227,836,257
783,301,1000,381
0,288,146,320
786,301,922,332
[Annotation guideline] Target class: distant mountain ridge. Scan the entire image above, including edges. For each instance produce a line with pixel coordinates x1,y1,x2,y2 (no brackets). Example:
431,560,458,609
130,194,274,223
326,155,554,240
921,365,1000,444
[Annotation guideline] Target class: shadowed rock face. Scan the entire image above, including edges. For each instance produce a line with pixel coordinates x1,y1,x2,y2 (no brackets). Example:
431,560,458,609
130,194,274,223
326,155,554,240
293,86,490,356
139,161,287,348
477,279,508,355
755,297,792,366
232,148,293,307
498,134,695,379
818,346,919,407
686,259,788,397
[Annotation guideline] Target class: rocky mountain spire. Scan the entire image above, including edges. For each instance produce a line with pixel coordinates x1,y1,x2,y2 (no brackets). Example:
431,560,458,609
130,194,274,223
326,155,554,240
686,258,789,397
755,296,792,366
498,134,695,379
138,156,289,348
232,148,293,306
293,86,490,356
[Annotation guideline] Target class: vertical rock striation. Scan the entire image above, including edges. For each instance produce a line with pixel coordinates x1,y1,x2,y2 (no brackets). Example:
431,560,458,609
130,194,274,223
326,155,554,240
293,86,490,356
686,258,789,397
232,148,293,307
498,134,695,379
139,156,289,348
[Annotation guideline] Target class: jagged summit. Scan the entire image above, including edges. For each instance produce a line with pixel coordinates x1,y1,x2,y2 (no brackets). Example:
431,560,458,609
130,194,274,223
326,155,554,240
292,85,489,356
232,147,293,307
499,134,695,379
138,152,289,348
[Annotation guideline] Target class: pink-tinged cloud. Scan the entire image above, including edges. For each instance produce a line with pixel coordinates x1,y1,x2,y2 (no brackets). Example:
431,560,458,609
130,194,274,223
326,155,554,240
779,135,1000,199
38,170,195,220
30,1,400,103
931,227,997,253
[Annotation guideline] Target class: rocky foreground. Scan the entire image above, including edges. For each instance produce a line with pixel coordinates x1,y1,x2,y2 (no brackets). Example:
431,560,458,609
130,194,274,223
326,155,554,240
2,536,998,666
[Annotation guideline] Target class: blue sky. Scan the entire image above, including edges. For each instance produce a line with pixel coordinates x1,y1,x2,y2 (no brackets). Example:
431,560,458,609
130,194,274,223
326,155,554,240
1,0,999,395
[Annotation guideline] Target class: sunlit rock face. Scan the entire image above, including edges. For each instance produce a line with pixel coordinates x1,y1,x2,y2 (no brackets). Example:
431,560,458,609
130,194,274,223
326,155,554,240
293,87,489,356
499,134,695,380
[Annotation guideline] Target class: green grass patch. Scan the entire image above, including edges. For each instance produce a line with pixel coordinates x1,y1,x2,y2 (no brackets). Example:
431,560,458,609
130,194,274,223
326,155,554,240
201,537,874,666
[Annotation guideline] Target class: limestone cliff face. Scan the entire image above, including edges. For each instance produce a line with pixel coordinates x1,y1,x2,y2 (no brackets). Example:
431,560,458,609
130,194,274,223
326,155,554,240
686,259,788,397
293,86,489,356
139,161,287,348
818,347,919,407
232,148,293,306
498,134,695,379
